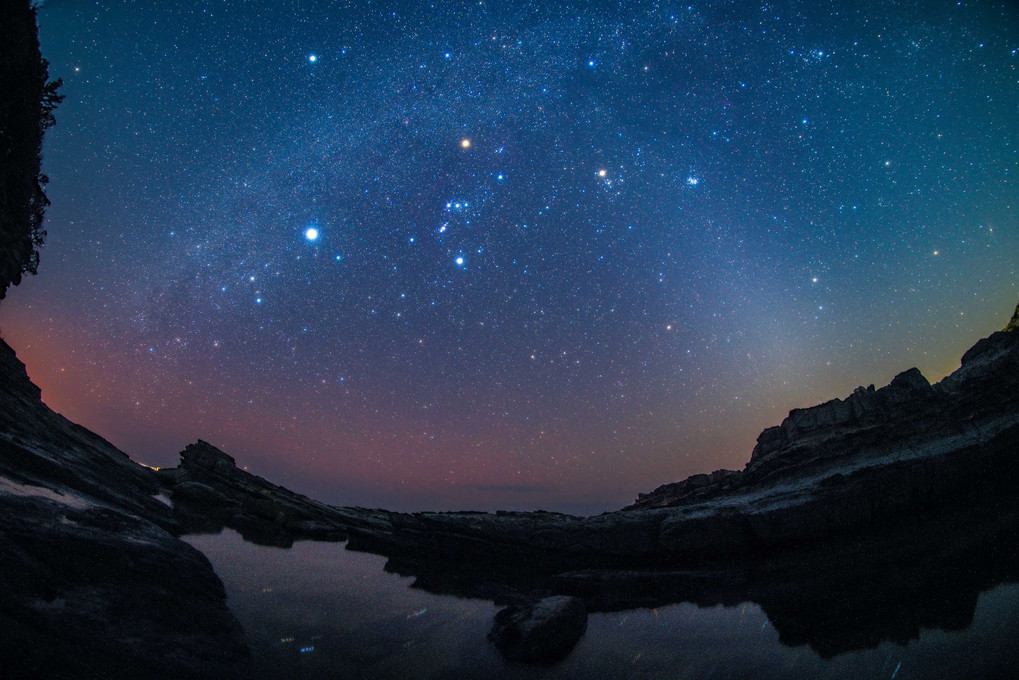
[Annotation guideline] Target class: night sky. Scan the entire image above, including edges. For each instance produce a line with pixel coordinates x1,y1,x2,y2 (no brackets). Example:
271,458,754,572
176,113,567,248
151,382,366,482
1,0,1016,514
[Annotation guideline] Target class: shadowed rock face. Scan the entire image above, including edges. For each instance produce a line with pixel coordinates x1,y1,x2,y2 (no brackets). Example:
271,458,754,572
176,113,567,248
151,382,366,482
1007,301,1019,332
0,339,251,679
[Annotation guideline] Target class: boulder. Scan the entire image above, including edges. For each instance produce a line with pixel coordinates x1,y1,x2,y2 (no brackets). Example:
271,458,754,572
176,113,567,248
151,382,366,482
180,440,237,473
489,595,587,663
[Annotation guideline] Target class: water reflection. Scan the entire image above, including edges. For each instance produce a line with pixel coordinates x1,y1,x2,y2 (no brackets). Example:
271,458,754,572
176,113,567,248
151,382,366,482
186,532,506,679
187,504,1019,680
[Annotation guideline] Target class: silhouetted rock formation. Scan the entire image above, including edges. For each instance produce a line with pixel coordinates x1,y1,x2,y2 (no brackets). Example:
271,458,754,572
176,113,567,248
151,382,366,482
4,299,1018,668
155,439,352,546
0,339,250,679
339,311,1019,568
1007,298,1019,332
147,303,1019,576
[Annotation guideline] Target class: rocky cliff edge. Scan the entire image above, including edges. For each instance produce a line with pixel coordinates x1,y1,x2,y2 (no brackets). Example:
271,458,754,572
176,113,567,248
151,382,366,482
0,339,249,679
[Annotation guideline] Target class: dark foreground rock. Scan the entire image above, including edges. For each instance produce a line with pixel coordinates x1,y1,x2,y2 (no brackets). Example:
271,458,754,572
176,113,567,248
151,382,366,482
489,595,588,663
0,340,250,679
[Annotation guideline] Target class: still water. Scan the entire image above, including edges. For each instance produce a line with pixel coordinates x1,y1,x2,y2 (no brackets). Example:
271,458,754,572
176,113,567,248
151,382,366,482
186,529,1018,680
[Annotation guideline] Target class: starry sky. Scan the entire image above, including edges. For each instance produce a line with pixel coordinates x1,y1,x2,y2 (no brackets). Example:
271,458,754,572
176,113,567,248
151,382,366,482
1,0,1017,514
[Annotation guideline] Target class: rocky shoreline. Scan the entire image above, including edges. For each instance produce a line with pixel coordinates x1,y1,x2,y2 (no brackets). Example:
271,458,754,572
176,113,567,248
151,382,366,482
157,314,1019,571
2,304,1018,673
0,342,250,679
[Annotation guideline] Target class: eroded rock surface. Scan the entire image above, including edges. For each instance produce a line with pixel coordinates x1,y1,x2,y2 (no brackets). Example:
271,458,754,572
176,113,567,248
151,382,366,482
0,339,250,679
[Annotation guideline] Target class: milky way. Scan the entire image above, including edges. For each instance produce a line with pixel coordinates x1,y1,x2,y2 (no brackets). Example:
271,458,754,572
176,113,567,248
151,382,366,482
1,1,1016,513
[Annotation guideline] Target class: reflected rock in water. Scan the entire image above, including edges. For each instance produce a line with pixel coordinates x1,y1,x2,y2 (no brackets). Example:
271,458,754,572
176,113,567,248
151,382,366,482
370,502,1019,660
160,309,1019,663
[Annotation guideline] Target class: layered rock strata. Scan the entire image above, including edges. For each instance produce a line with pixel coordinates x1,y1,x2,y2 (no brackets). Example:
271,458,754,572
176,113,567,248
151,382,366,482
344,312,1019,566
0,340,250,679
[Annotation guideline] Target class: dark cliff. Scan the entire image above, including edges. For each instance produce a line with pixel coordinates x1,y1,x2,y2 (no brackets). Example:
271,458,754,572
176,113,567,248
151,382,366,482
335,304,1019,567
0,338,250,679
628,311,1019,516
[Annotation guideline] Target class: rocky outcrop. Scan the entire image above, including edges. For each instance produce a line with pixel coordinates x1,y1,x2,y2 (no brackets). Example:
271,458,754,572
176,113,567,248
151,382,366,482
0,342,173,523
488,595,588,663
156,440,352,546
629,468,743,509
5,302,1017,669
1006,299,1019,332
0,338,250,678
344,307,1019,568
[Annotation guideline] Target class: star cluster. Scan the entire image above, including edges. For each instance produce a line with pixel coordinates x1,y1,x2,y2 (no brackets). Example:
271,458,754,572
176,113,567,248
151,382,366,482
1,0,1017,513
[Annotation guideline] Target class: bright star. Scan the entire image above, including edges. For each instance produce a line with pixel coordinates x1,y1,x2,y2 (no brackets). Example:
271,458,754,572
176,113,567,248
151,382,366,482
455,256,465,266
686,176,699,186
308,54,318,63
460,138,471,149
305,227,319,241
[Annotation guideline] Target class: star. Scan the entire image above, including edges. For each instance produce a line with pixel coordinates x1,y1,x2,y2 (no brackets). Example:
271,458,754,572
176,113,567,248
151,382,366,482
460,138,471,149
305,227,320,241
308,54,318,63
